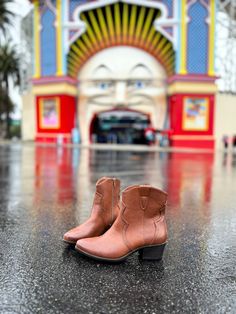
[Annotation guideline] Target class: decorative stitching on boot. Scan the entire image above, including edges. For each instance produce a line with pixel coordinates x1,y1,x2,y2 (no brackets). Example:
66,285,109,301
93,191,103,205
121,204,132,251
140,196,149,211
150,220,157,245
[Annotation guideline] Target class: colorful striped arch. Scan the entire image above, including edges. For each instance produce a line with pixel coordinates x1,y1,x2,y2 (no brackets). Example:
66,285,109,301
67,2,175,78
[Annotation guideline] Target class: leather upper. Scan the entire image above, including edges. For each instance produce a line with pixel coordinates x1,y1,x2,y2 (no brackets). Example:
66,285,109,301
63,177,120,243
76,185,168,259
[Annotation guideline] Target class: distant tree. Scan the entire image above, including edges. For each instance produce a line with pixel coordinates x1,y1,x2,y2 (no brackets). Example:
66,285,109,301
0,0,14,40
0,41,20,138
0,86,14,137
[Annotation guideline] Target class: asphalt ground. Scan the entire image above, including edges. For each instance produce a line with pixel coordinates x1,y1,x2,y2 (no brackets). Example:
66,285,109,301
0,144,235,313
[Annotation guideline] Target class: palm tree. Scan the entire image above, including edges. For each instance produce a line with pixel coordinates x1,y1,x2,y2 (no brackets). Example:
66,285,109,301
0,0,14,40
0,41,20,138
0,86,14,137
0,1,21,138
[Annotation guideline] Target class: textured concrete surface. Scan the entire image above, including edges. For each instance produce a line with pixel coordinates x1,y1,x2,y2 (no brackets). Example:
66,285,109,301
0,144,235,314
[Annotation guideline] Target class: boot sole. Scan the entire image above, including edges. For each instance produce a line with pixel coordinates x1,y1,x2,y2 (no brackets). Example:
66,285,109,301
75,242,167,262
63,238,77,244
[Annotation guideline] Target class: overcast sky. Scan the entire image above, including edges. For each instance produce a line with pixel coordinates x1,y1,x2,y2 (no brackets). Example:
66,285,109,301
9,0,32,45
9,0,32,118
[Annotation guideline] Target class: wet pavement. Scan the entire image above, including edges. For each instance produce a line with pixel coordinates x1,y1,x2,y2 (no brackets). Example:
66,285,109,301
0,144,235,314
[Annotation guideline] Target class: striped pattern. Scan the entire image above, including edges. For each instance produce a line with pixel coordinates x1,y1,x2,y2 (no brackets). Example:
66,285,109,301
67,2,175,78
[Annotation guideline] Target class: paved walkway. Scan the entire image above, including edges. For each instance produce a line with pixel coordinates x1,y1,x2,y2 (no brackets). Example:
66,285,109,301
0,139,219,153
0,144,235,313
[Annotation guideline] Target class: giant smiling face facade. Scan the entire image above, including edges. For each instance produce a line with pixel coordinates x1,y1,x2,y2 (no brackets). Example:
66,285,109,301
78,46,167,144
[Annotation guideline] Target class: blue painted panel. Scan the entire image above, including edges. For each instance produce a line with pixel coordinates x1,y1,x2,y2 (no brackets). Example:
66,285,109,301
40,8,56,76
187,2,208,74
69,0,174,19
69,0,87,21
161,0,173,17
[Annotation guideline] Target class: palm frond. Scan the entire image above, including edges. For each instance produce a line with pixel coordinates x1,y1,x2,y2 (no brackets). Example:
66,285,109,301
0,0,15,39
0,40,20,88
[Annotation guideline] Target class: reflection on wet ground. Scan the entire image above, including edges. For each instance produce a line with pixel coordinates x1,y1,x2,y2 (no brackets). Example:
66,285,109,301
0,144,235,313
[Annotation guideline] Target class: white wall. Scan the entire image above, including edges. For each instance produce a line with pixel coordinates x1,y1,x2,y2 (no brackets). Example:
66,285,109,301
21,91,36,141
215,93,236,150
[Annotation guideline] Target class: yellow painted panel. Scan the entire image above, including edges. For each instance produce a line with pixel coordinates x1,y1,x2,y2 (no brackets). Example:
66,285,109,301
122,3,129,42
81,13,97,46
161,42,172,54
129,5,137,42
151,32,161,49
81,33,93,50
208,0,215,75
106,5,115,44
97,8,109,44
76,39,89,55
168,82,218,95
141,9,154,42
180,0,187,74
114,3,121,42
56,0,63,76
33,0,41,78
146,26,156,45
68,56,81,68
88,10,102,42
135,7,146,42
33,83,78,96
153,36,167,55
71,44,84,58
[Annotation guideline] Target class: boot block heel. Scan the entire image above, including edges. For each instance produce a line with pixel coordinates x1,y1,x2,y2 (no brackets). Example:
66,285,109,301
139,243,166,261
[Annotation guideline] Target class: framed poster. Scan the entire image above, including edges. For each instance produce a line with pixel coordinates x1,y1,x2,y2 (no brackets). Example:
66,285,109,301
39,98,60,129
182,97,209,131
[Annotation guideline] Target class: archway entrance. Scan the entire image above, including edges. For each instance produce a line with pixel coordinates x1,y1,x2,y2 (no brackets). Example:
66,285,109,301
90,110,150,144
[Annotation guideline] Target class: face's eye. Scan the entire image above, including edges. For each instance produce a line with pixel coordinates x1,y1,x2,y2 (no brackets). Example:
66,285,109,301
129,80,148,89
97,81,112,90
135,80,145,88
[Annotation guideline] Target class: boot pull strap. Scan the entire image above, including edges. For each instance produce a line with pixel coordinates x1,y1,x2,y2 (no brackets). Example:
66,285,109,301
139,186,151,211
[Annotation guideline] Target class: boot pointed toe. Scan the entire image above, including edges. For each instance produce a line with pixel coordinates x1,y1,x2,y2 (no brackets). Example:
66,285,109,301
63,232,78,244
75,238,89,250
75,238,98,256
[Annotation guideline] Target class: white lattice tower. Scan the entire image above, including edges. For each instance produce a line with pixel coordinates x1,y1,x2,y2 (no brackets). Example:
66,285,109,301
216,0,236,93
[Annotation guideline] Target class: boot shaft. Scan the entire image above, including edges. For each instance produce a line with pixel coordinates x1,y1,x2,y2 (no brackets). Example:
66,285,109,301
122,185,167,217
92,177,120,225
120,185,168,247
95,177,120,210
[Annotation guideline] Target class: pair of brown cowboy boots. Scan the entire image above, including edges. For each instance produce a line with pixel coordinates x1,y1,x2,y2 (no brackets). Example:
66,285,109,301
63,177,168,262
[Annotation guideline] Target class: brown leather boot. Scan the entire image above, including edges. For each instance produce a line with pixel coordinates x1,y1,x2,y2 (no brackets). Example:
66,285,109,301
75,185,168,261
63,177,120,244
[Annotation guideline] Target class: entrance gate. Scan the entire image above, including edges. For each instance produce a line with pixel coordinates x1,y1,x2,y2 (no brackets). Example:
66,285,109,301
90,110,150,144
